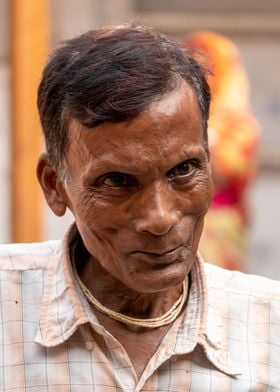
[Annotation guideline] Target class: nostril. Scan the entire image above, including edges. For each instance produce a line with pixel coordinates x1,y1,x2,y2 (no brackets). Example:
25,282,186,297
134,210,179,236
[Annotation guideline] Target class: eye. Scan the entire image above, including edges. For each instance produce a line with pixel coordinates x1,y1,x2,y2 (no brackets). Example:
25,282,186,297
168,159,198,178
100,173,134,188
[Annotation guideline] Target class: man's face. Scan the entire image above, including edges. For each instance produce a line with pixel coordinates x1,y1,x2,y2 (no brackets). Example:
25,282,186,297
61,82,213,293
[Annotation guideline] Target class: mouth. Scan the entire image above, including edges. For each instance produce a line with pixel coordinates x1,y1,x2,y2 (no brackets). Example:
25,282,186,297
129,245,184,265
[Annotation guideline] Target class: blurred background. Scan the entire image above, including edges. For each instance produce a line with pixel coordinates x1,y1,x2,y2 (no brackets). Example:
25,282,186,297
0,0,279,279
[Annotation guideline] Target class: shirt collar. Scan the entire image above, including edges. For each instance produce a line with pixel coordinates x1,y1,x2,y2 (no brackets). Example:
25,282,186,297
35,224,241,376
170,253,241,376
35,224,94,346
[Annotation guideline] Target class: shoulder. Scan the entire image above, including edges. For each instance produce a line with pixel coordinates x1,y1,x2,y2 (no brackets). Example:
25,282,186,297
204,262,280,301
0,240,62,271
203,263,280,348
202,264,280,384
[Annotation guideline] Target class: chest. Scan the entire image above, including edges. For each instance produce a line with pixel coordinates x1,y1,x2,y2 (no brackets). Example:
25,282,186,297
0,313,276,392
0,335,274,392
109,325,170,379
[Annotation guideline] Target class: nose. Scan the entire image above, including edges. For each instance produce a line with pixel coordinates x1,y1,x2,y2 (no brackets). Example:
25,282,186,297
133,183,181,236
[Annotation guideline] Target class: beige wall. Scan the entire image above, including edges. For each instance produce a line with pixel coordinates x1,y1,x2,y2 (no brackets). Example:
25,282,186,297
51,0,133,46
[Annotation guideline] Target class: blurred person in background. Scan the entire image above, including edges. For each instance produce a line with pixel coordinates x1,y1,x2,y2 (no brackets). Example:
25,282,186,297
185,32,260,271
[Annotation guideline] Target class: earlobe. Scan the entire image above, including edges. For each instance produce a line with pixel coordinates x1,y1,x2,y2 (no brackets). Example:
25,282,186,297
36,153,68,217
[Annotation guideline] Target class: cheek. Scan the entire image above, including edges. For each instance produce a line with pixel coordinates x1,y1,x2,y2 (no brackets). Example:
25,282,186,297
85,208,130,235
73,196,128,255
76,188,132,231
194,174,213,209
69,190,112,229
75,216,121,271
180,181,213,217
193,215,205,241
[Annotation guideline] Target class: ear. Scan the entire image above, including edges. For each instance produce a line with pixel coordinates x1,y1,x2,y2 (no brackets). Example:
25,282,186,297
36,153,68,217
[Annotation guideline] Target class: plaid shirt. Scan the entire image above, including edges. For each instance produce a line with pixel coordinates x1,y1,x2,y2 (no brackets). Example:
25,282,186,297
0,225,279,391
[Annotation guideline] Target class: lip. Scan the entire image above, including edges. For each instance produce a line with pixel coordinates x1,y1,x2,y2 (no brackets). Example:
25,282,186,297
129,245,183,265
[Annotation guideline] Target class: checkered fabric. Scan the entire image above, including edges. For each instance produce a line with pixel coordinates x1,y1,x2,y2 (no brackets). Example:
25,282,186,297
0,225,279,391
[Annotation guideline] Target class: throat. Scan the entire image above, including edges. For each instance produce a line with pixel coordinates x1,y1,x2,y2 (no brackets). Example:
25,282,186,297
74,253,189,326
94,309,174,379
77,267,188,329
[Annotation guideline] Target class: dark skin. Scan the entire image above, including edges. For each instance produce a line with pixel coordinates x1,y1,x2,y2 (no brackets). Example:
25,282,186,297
37,81,213,378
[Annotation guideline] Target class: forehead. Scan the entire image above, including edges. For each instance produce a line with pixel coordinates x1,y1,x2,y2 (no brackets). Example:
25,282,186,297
66,82,204,171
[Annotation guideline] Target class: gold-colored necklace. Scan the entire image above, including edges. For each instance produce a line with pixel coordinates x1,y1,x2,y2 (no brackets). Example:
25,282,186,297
73,263,188,328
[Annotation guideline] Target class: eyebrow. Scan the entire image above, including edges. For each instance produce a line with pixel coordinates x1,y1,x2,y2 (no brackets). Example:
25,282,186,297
81,145,207,181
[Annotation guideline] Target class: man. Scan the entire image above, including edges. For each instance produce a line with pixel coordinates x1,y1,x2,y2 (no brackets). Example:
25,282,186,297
0,25,279,391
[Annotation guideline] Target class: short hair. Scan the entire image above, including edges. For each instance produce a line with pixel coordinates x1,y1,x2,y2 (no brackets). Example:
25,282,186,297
37,24,210,175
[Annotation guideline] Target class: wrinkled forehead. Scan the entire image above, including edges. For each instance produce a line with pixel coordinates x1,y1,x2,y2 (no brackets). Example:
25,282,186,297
64,82,205,176
68,81,202,148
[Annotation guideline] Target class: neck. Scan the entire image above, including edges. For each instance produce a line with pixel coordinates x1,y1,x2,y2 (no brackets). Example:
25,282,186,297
78,255,186,320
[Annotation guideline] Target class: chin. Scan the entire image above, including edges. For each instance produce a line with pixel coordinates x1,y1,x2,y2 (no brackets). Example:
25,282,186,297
128,258,192,294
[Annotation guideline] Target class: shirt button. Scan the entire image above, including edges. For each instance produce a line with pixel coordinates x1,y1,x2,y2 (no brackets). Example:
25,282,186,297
85,341,94,351
171,355,178,362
